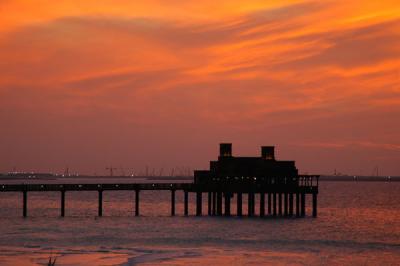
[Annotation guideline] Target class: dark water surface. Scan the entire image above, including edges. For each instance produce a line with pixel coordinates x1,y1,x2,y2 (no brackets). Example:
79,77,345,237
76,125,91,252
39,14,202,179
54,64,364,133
0,180,399,265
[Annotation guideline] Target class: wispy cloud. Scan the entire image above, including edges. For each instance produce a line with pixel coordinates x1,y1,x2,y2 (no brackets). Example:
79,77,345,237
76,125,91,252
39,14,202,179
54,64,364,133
0,0,399,174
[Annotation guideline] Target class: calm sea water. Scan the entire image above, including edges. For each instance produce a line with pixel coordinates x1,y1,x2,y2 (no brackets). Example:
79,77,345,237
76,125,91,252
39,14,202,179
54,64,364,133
0,179,399,265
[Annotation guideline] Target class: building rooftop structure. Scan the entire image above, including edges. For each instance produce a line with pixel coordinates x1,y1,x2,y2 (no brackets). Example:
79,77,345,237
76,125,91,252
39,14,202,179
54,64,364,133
194,143,299,187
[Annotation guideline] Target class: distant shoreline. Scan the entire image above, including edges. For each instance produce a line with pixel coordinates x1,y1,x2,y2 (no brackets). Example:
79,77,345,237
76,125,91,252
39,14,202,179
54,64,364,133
0,174,398,182
319,175,399,182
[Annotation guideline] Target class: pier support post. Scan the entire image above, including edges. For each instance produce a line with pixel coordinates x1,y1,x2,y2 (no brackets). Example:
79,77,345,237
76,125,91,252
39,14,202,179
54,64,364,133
217,192,222,215
296,192,300,217
98,190,103,217
184,191,188,216
278,193,282,216
301,193,306,217
208,192,212,216
61,190,65,217
248,193,252,217
237,193,242,216
289,193,293,216
268,193,271,215
247,192,255,216
171,190,175,216
284,193,288,216
251,193,255,216
312,193,317,217
273,192,277,216
260,193,265,217
196,191,202,216
23,190,27,218
135,190,140,216
212,192,216,215
224,193,231,216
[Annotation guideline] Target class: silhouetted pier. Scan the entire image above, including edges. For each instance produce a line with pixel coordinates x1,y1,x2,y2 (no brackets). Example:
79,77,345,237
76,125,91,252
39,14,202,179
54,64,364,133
0,144,319,218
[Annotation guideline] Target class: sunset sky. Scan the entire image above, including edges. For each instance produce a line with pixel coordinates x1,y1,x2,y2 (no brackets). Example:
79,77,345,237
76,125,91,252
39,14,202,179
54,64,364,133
0,1,399,176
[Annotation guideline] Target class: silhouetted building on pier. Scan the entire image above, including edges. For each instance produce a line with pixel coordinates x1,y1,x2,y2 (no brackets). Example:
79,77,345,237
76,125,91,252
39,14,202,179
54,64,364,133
193,143,319,217
0,143,319,218
194,143,298,187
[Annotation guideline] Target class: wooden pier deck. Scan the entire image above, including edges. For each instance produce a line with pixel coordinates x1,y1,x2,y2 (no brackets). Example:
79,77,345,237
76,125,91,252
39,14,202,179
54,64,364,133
0,175,318,218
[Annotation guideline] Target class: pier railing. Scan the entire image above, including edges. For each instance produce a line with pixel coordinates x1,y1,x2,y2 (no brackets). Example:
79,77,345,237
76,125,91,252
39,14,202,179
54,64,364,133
195,175,319,193
0,183,193,192
298,175,319,187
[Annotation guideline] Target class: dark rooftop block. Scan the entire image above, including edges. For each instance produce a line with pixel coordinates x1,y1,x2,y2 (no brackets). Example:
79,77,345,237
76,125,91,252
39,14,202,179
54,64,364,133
261,146,275,160
219,143,232,157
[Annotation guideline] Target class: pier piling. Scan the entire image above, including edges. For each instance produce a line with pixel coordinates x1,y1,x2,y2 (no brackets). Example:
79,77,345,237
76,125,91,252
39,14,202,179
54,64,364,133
184,191,188,216
278,193,282,216
61,190,65,217
260,193,265,217
301,193,306,217
289,193,293,216
217,192,222,215
196,191,202,216
284,192,288,216
312,193,317,217
212,192,216,215
296,192,300,217
268,193,271,215
208,192,212,215
273,192,277,216
171,190,175,216
248,193,253,217
135,190,140,216
237,192,243,216
98,190,103,217
224,193,231,216
23,190,27,218
251,193,255,216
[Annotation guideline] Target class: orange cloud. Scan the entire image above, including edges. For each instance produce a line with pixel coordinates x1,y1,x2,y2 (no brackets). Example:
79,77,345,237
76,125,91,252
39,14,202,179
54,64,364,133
0,0,399,175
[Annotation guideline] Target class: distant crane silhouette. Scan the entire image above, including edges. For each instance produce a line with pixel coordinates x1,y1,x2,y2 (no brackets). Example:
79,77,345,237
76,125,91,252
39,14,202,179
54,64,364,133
373,166,379,177
106,166,117,177
64,166,69,176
